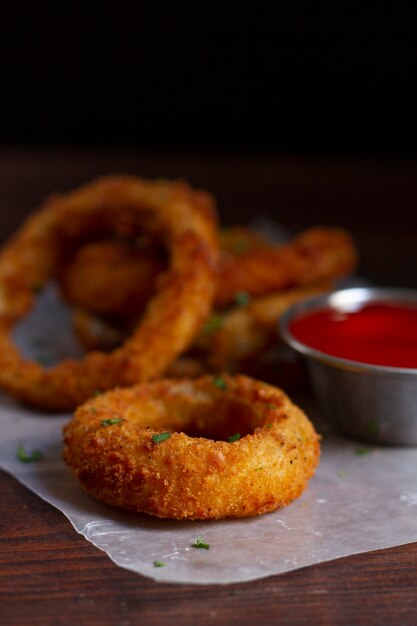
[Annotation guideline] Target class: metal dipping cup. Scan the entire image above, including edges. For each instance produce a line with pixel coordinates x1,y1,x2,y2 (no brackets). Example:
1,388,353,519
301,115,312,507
280,287,417,446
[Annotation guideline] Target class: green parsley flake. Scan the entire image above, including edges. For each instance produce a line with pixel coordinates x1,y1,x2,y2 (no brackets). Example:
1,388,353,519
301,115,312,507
227,432,241,443
152,431,171,443
234,291,250,307
17,445,42,463
153,560,167,567
35,355,54,367
94,390,104,397
367,418,379,436
202,314,223,335
355,447,371,456
100,417,124,426
192,536,210,550
233,244,249,254
213,377,227,390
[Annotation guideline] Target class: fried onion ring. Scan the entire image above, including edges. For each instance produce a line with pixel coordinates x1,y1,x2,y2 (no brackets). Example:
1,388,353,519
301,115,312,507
0,176,218,410
63,374,320,520
215,227,358,307
196,282,332,370
58,226,271,319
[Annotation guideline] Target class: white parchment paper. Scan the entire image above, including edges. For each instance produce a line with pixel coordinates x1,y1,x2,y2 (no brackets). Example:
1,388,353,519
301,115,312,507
1,287,417,585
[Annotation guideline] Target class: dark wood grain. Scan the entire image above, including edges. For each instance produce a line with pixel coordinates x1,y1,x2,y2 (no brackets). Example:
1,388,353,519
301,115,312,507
2,470,417,626
1,149,417,626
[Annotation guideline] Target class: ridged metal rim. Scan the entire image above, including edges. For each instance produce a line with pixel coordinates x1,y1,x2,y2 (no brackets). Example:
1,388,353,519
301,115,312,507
280,287,417,378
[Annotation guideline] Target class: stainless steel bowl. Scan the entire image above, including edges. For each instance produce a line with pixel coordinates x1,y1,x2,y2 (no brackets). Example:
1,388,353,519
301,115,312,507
280,287,417,445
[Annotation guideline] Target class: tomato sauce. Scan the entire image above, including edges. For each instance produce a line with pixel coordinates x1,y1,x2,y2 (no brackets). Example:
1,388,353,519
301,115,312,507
289,302,417,368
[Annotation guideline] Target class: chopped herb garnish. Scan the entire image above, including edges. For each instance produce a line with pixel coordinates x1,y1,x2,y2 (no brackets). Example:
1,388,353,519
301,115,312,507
213,377,227,390
34,355,54,367
234,291,250,307
367,418,379,436
265,423,273,428
227,432,241,443
152,431,171,443
94,390,104,397
228,238,250,254
153,560,167,567
89,406,98,414
17,445,42,463
265,403,276,410
355,446,371,456
192,536,210,550
100,417,124,426
202,314,223,335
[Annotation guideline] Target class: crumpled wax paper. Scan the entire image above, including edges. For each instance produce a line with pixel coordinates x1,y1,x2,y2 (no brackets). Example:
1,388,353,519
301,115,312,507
1,287,417,585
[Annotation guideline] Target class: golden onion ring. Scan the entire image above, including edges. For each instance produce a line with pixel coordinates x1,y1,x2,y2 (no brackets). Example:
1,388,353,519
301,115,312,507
215,227,358,307
63,374,320,520
0,176,218,410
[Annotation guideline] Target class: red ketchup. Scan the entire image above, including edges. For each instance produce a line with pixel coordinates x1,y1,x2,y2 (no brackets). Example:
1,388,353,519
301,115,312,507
289,302,417,368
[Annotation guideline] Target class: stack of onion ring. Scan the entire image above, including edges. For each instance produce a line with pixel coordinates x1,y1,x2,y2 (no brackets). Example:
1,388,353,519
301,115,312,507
63,374,320,520
71,281,331,374
59,225,357,316
0,174,355,519
57,223,357,378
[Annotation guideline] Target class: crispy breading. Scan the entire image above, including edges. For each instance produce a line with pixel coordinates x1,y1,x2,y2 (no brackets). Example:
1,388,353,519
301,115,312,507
59,226,357,316
0,176,218,410
63,374,320,520
72,283,332,373
58,226,271,319
215,227,358,307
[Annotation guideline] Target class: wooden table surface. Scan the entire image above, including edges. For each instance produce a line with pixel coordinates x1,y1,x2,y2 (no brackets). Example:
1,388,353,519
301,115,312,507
1,148,417,626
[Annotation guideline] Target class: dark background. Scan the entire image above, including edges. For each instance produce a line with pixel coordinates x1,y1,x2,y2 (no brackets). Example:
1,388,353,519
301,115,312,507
0,3,416,288
1,2,416,156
